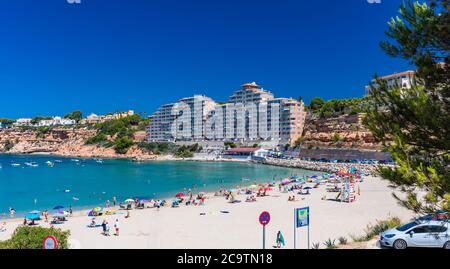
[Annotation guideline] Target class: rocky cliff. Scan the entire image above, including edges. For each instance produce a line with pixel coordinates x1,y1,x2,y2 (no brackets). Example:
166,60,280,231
0,128,156,160
301,113,383,150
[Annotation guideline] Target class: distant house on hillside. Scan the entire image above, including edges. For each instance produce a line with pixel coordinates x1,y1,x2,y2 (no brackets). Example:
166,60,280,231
80,110,135,125
365,70,416,95
13,118,32,127
37,116,75,127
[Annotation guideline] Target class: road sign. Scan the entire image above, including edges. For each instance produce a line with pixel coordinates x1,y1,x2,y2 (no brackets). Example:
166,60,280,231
296,207,309,227
43,235,58,249
294,207,310,249
259,211,271,226
259,211,271,249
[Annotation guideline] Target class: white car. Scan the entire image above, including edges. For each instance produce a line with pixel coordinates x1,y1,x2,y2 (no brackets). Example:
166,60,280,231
380,220,450,249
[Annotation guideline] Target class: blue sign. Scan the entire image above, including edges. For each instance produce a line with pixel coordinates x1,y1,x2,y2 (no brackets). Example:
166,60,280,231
296,207,309,228
259,211,271,226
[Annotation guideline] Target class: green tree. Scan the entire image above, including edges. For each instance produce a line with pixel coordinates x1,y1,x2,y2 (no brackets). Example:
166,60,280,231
309,97,325,112
0,118,15,126
363,1,450,214
30,116,52,125
64,110,83,122
0,226,70,249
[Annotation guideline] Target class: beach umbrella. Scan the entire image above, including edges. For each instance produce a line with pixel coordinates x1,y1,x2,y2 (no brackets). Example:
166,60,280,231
93,207,102,212
175,193,185,198
303,186,312,190
259,187,272,191
124,199,134,203
25,213,40,220
281,179,291,185
53,205,64,210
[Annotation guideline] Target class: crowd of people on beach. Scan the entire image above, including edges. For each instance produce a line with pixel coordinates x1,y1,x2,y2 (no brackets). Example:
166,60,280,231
1,163,366,248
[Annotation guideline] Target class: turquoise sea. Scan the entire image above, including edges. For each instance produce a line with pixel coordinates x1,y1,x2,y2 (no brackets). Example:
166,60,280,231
0,154,319,217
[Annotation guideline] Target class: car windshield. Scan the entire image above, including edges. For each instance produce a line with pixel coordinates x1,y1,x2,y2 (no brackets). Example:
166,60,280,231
396,221,419,232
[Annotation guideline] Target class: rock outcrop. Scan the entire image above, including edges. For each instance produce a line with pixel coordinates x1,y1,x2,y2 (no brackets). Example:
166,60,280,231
302,113,384,150
0,128,156,160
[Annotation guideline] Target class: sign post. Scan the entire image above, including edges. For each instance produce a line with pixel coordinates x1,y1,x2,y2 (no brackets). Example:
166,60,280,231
294,207,310,249
259,211,271,249
42,235,58,250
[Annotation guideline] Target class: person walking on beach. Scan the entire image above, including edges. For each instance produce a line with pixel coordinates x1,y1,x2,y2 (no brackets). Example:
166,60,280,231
101,220,107,236
43,210,48,222
69,205,73,216
106,200,110,208
276,231,285,248
113,196,117,206
114,219,120,236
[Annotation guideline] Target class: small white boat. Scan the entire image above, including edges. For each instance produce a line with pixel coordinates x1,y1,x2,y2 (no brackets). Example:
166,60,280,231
70,159,79,162
64,189,71,193
73,196,79,201
46,161,54,167
11,163,21,167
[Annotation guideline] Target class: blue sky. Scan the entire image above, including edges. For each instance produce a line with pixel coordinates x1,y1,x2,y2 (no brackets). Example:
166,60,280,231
0,0,414,119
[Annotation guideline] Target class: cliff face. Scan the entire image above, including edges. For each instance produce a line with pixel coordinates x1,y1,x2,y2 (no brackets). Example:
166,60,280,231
0,128,156,159
302,113,383,150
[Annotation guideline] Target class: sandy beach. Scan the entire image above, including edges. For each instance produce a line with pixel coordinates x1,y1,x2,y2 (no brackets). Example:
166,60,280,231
0,175,414,249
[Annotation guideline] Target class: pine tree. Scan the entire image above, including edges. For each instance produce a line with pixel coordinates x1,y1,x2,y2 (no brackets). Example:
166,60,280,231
363,0,450,214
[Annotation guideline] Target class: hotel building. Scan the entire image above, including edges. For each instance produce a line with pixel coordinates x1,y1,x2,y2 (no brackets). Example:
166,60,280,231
365,70,415,95
147,82,306,144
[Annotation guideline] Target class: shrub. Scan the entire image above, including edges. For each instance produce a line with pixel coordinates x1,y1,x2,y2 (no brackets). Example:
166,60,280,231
338,236,348,245
332,133,341,143
323,238,336,249
174,146,194,158
3,139,14,151
224,141,236,148
137,142,172,154
311,242,320,249
113,136,134,154
364,217,401,239
351,216,402,242
85,133,108,145
0,226,70,249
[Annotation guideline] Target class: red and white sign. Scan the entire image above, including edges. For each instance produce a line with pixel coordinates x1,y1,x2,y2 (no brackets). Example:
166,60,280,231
43,235,58,249
259,211,271,226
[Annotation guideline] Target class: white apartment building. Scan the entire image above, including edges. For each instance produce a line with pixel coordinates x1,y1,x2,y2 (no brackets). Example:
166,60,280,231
147,82,306,144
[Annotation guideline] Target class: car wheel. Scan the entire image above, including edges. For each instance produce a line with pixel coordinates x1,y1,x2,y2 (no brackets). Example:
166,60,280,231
444,241,450,249
393,239,407,249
